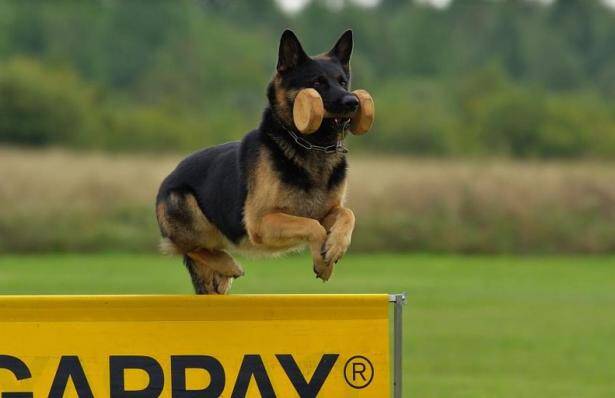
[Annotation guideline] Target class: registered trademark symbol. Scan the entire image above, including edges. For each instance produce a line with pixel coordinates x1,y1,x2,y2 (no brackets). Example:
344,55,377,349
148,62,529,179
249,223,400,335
343,355,374,389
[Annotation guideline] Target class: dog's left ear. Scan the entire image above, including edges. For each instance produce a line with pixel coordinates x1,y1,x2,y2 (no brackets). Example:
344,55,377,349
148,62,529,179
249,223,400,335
328,30,353,70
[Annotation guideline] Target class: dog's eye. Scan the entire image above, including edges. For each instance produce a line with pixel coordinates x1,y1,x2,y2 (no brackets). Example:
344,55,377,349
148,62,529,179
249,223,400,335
312,77,327,89
312,79,325,89
339,79,347,88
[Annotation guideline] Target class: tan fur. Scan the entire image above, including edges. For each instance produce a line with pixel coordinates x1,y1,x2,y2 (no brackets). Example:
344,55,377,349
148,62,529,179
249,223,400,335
156,202,171,238
158,237,181,255
320,206,355,270
244,148,345,241
157,192,227,252
185,251,234,295
187,249,244,278
157,192,243,294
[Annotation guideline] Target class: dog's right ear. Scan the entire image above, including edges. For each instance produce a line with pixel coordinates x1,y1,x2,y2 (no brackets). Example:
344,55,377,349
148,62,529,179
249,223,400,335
328,30,353,68
277,29,309,73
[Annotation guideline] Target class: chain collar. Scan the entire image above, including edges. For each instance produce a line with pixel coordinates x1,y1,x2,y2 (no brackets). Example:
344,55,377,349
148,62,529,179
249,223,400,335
281,121,349,154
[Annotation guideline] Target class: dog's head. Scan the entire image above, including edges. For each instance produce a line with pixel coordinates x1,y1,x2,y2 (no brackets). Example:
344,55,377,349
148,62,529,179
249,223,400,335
267,29,356,137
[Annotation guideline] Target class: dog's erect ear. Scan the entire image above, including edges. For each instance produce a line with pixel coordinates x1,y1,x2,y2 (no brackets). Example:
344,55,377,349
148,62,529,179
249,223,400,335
328,30,353,68
277,29,309,73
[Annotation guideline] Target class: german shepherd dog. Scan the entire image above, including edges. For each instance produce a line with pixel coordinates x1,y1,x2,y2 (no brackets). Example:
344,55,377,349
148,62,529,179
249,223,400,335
156,30,358,294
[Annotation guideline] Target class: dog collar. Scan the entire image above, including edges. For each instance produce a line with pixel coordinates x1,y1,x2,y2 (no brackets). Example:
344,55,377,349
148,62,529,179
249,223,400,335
282,122,349,154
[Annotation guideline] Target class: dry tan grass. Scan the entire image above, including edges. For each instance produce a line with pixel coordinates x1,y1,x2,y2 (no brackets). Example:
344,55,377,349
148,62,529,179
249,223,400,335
348,156,615,219
0,147,175,214
1,146,615,253
347,156,615,252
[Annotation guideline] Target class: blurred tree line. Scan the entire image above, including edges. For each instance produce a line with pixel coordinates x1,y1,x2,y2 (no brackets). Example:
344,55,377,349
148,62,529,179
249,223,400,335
1,0,615,157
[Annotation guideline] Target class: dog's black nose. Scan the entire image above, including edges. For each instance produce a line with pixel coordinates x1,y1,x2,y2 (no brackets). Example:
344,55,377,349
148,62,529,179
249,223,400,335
341,95,359,111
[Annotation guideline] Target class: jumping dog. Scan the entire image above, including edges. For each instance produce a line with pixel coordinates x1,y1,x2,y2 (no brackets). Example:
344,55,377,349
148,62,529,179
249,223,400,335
156,30,361,294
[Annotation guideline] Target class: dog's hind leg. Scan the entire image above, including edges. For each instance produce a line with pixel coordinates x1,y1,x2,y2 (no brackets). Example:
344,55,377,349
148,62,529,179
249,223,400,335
158,191,243,294
187,249,244,278
184,250,243,295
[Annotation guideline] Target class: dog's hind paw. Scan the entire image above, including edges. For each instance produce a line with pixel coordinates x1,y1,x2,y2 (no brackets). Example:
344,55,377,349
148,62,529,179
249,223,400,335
225,262,245,279
210,252,245,279
195,268,234,295
211,273,233,295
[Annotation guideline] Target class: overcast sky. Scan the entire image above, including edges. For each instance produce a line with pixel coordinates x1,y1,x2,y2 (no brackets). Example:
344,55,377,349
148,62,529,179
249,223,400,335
277,0,615,13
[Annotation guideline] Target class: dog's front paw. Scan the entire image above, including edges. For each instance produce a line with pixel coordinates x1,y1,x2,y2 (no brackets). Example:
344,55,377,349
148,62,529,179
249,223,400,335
312,231,351,281
313,254,334,282
322,230,351,267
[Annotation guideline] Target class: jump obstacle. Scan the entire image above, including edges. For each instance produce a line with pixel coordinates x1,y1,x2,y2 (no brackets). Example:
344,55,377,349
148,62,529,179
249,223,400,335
0,293,406,397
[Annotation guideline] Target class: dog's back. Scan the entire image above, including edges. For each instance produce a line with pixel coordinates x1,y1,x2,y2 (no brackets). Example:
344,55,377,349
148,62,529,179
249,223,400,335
156,132,260,248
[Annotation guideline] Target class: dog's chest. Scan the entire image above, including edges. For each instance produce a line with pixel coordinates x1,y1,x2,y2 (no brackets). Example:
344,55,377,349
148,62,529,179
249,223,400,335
246,150,345,221
277,154,341,218
278,184,332,219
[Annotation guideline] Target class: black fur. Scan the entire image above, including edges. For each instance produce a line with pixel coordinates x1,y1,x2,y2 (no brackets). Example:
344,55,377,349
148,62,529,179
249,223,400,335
157,29,355,245
259,110,313,191
327,157,348,190
157,141,252,243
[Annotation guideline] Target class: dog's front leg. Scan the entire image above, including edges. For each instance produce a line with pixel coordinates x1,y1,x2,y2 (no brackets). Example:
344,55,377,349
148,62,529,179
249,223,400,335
251,212,331,280
321,206,355,268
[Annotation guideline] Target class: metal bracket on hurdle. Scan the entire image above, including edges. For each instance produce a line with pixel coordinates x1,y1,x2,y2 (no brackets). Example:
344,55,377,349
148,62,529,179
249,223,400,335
389,292,407,398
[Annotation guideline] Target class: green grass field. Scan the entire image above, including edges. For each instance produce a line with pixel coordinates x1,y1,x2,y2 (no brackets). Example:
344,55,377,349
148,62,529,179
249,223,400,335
0,253,614,397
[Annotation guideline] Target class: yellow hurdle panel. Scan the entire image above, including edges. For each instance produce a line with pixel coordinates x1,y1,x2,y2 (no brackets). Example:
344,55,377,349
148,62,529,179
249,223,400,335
0,294,391,397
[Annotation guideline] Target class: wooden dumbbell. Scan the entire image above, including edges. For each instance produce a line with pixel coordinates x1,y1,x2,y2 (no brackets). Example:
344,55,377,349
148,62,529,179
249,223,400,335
292,89,324,135
292,89,375,135
349,89,375,135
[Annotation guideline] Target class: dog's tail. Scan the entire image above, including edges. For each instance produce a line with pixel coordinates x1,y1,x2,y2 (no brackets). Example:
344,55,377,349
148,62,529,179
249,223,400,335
159,237,182,255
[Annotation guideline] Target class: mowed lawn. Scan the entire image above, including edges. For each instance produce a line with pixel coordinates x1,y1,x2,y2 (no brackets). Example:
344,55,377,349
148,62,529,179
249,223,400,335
0,253,614,397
